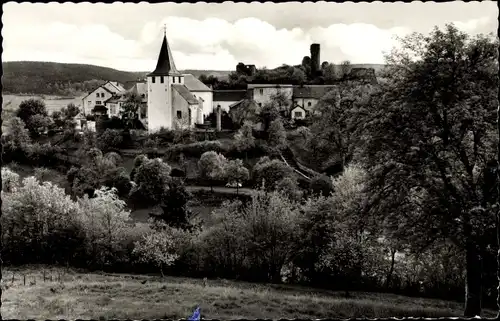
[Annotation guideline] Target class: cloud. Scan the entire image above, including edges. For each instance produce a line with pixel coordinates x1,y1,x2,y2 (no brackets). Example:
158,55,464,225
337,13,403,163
2,11,496,72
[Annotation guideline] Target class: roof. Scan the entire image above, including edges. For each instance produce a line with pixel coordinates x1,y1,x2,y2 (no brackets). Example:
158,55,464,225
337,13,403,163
127,82,148,102
148,34,181,76
108,81,126,92
247,84,294,88
229,99,259,111
291,104,307,112
106,95,128,104
293,85,337,99
183,74,212,92
172,84,199,105
213,90,248,102
82,85,115,99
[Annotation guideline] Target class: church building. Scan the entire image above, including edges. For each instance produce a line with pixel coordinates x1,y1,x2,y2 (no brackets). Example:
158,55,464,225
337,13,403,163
146,32,211,132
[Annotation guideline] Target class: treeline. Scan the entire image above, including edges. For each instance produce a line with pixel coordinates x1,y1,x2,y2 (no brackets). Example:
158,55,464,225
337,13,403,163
198,62,381,90
2,61,147,95
2,61,232,95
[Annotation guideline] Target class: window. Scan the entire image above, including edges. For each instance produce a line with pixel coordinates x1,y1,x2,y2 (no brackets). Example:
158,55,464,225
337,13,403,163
172,77,176,84
141,94,145,98
88,101,92,105
110,105,116,115
258,103,262,107
96,101,102,105
152,76,155,83
177,111,182,119
160,76,164,83
259,89,263,95
308,102,312,107
178,77,181,83
96,93,99,98
101,93,105,98
294,111,303,118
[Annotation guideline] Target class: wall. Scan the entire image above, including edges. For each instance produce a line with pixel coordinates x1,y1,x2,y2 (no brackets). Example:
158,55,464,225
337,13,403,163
107,102,122,118
171,86,192,130
212,100,239,113
82,87,114,115
192,91,213,118
147,75,172,132
249,86,293,111
291,106,306,120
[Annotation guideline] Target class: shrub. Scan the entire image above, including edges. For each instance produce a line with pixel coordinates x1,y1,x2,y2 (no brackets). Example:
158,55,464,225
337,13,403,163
98,129,124,151
130,157,172,205
309,174,334,196
167,140,225,159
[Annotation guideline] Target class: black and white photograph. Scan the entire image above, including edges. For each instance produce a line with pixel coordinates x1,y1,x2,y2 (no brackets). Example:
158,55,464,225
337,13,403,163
1,1,499,319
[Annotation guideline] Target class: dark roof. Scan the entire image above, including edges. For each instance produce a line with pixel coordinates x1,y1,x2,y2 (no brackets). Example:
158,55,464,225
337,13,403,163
172,84,199,105
183,74,211,92
148,35,181,77
213,90,248,102
293,85,337,99
229,99,259,111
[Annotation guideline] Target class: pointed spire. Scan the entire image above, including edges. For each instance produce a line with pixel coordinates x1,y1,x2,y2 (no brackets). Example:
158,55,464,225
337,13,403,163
148,27,181,76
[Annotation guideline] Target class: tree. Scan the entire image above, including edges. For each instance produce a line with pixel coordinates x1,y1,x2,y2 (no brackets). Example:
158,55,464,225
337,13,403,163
98,129,124,152
360,24,498,316
339,60,352,79
198,151,227,192
151,178,193,230
132,157,172,204
309,174,334,197
62,103,80,119
309,83,376,172
268,118,287,151
132,226,181,277
3,117,31,151
16,98,48,123
225,159,249,194
77,187,132,267
119,93,142,129
252,158,293,191
233,121,256,161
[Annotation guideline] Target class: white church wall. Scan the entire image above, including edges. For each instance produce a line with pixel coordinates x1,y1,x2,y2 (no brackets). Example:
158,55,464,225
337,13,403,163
192,91,213,118
147,75,172,132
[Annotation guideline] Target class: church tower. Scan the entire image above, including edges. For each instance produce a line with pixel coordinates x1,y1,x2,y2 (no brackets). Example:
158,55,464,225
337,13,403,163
147,31,184,132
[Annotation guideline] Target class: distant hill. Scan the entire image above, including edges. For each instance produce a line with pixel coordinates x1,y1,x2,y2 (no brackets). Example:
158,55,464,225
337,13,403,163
1,61,232,95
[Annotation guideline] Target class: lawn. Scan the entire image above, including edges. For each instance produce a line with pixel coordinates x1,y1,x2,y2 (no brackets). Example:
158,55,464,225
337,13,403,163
2,265,495,319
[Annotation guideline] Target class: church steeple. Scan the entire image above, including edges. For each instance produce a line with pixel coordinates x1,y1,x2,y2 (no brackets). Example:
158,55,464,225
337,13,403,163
148,30,181,76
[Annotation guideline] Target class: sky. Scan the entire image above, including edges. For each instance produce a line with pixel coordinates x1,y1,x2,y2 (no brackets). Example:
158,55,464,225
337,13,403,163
2,1,498,72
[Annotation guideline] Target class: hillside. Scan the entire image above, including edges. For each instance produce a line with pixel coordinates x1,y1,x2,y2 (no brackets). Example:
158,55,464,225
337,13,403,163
3,265,493,320
1,61,231,95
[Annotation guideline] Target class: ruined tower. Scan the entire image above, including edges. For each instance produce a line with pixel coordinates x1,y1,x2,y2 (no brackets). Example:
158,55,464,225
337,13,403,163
310,43,321,76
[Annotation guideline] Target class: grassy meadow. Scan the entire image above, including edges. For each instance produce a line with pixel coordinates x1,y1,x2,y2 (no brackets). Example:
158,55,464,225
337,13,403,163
2,265,494,320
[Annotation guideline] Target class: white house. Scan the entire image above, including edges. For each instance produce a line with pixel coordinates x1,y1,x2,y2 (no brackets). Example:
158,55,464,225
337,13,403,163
247,84,294,113
183,74,213,119
290,105,307,120
292,85,337,114
81,80,126,115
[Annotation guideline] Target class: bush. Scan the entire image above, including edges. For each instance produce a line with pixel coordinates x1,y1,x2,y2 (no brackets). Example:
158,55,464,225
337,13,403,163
167,140,226,159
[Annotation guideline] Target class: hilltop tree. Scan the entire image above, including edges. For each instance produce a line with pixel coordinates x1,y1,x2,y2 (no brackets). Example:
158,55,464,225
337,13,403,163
361,24,498,317
339,60,352,79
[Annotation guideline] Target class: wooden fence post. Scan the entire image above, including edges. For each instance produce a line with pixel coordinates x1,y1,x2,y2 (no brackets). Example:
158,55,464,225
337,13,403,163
23,274,26,286
43,270,46,282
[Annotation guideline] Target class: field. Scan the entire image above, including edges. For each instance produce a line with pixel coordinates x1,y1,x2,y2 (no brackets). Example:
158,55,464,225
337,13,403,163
2,265,494,320
2,94,84,113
